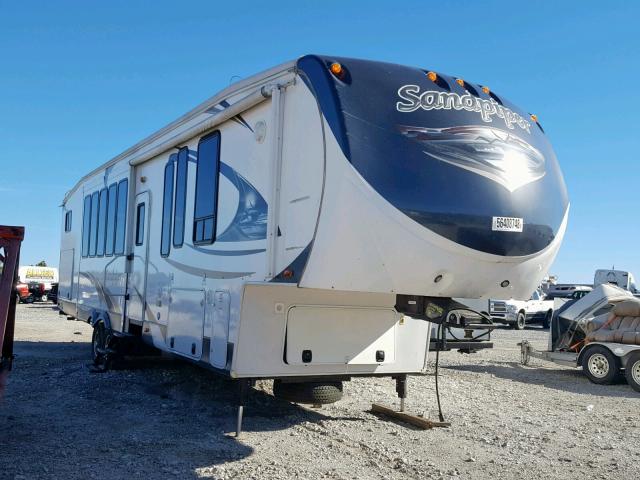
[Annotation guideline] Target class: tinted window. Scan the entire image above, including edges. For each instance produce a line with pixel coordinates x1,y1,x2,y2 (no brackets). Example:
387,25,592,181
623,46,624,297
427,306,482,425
89,191,99,256
81,195,91,257
96,188,108,256
193,132,220,244
135,203,145,246
114,179,128,255
592,304,614,317
64,211,72,232
161,161,174,256
105,183,117,256
173,148,188,248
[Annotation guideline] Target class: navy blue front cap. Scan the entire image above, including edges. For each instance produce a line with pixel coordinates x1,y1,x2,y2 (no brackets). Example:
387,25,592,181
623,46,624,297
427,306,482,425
297,55,569,256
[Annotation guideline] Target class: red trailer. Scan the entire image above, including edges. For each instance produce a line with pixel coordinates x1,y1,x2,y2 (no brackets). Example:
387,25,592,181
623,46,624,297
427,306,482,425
0,225,25,396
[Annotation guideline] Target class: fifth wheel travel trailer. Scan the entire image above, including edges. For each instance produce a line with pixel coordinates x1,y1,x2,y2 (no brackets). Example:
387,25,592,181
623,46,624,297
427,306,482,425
58,55,569,432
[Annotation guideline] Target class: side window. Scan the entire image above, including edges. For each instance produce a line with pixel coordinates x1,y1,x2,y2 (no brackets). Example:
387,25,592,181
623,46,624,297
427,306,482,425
173,147,188,248
592,304,614,317
105,183,117,256
81,195,91,257
64,211,72,232
114,179,128,255
135,203,146,246
161,161,175,257
193,132,220,245
96,188,108,256
89,191,99,257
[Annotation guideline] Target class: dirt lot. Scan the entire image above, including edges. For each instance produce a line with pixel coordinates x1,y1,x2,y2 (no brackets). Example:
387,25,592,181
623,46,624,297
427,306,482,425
1,304,639,479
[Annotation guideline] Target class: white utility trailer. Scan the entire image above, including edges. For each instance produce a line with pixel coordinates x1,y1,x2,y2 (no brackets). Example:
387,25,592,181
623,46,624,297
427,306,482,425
57,55,569,431
520,284,640,392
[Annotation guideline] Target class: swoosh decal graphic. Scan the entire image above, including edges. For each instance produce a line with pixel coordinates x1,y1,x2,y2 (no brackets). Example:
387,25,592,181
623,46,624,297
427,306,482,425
187,244,266,256
399,125,546,192
163,257,254,279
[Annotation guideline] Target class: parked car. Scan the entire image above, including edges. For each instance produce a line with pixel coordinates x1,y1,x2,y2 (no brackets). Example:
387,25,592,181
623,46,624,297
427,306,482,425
546,284,592,300
489,289,554,329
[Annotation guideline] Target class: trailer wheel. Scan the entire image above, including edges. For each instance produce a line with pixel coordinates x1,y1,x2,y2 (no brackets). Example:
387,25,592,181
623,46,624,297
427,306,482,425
514,312,526,330
542,310,552,329
582,345,619,385
91,321,108,366
624,351,640,393
273,380,343,405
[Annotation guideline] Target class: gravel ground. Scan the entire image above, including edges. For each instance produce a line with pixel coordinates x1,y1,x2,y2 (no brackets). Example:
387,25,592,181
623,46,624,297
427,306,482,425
1,303,639,479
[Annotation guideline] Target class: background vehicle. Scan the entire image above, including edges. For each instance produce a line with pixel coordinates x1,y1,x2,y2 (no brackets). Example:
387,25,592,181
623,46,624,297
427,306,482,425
15,282,31,303
17,266,58,302
546,284,592,299
521,284,640,392
489,288,554,329
594,269,638,294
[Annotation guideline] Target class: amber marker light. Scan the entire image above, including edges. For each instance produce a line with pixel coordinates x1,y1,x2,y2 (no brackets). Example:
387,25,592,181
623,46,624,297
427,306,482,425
427,71,437,82
330,62,343,76
482,85,490,94
456,78,465,87
530,113,539,122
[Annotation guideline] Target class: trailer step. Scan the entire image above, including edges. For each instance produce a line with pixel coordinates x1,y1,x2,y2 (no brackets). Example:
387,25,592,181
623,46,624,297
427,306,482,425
370,403,450,429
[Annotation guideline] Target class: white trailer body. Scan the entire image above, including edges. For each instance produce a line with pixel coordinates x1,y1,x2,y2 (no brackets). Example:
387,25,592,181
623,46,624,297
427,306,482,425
58,56,569,382
594,269,638,294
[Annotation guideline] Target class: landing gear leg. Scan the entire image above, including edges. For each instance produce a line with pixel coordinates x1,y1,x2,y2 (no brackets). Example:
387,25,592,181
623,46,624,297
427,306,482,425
395,374,407,412
235,379,251,438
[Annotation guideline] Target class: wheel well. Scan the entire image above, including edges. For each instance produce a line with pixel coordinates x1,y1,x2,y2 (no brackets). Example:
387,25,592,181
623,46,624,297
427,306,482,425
578,343,613,365
89,310,111,330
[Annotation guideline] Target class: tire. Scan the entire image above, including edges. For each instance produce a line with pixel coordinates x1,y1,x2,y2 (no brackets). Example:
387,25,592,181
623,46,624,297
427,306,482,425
582,345,619,385
513,312,526,330
273,380,343,405
542,310,552,329
91,321,107,366
624,351,640,393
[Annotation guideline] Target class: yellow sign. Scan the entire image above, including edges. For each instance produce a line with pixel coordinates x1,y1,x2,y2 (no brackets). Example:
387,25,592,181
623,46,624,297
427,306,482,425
25,268,55,280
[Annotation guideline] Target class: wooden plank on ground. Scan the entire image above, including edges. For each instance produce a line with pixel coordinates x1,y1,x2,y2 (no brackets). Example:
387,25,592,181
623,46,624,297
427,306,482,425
371,403,451,429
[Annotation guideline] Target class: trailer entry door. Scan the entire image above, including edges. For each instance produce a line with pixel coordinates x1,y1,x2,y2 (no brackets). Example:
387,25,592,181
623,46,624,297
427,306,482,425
126,191,150,323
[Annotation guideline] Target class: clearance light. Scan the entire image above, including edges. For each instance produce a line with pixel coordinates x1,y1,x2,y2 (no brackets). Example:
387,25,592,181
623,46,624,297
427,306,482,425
530,113,538,122
482,85,490,94
330,62,343,76
283,269,294,279
455,78,465,87
427,71,437,82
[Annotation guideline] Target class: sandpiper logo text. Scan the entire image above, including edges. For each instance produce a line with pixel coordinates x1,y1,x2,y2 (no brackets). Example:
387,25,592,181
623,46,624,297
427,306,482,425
396,85,531,133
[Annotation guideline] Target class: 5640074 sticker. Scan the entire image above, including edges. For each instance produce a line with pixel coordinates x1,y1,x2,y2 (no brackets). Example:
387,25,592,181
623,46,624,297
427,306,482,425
492,216,523,232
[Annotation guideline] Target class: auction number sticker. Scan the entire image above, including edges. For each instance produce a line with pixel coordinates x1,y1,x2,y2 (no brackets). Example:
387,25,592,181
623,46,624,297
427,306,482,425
492,216,523,232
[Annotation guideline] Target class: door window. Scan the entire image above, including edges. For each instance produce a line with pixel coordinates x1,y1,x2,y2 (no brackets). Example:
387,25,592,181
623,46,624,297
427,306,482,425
135,202,146,246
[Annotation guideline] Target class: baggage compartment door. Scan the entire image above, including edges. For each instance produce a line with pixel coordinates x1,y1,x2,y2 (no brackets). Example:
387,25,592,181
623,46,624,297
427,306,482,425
285,306,398,366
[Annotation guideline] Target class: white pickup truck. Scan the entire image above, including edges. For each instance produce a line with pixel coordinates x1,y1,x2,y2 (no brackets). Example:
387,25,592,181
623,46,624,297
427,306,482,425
488,289,554,329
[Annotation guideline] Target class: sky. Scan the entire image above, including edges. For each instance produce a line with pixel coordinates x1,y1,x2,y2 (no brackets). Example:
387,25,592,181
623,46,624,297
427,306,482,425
0,1,638,284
